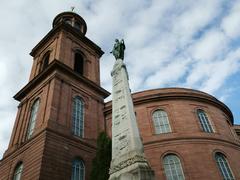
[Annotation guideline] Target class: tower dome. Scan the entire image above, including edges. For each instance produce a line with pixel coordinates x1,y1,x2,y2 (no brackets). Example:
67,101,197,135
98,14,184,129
52,11,87,35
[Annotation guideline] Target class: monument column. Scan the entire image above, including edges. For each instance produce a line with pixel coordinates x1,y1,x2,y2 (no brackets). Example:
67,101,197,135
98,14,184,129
109,40,154,180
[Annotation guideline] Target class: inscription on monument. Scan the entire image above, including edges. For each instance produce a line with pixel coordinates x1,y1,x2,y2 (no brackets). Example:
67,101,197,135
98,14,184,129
113,129,129,156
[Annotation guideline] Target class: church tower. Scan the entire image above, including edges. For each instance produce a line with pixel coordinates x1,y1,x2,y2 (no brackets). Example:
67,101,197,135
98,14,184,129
0,11,109,180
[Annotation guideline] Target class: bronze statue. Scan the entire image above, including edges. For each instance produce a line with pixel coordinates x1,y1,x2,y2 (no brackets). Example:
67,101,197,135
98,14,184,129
111,39,125,60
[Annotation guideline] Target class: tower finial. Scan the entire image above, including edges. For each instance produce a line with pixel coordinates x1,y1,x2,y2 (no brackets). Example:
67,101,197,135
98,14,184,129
71,6,75,12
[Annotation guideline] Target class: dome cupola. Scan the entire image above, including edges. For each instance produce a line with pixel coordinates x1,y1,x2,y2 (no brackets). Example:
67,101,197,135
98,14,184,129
52,11,87,35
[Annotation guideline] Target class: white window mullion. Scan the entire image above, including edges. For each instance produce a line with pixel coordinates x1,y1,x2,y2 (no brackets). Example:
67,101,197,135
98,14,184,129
72,159,85,180
215,153,235,180
197,110,213,133
72,96,84,138
153,110,171,134
27,99,40,139
163,154,185,180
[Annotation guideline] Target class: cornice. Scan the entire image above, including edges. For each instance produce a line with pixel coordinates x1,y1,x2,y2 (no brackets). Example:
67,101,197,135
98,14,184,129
104,88,234,124
1,127,97,162
143,136,240,150
45,128,97,151
14,60,110,101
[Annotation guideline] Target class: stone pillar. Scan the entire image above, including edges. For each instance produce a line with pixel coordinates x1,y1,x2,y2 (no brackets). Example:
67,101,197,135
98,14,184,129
109,59,154,180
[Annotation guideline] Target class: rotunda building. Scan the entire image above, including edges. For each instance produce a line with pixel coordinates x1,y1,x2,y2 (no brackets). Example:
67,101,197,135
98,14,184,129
104,87,240,180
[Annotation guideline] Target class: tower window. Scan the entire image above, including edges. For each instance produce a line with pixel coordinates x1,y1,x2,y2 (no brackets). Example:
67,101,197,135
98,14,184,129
152,109,171,134
74,22,81,30
72,96,84,137
71,158,85,180
197,109,214,133
13,162,23,180
74,53,84,75
215,153,235,180
40,52,50,72
64,18,72,25
163,154,185,180
27,99,40,139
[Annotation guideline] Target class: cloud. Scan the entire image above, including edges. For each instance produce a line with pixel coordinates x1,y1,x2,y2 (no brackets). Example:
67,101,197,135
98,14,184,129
201,48,240,93
145,57,190,88
221,1,240,39
189,29,229,61
171,0,222,46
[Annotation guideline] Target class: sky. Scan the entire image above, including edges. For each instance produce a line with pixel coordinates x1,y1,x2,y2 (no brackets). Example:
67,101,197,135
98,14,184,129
0,0,240,158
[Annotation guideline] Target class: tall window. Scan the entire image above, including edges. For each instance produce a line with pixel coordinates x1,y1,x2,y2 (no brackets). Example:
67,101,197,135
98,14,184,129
74,52,84,75
40,52,50,72
71,159,85,180
215,153,235,180
152,110,171,134
163,154,185,180
13,162,23,180
72,96,84,137
197,109,214,133
27,99,40,139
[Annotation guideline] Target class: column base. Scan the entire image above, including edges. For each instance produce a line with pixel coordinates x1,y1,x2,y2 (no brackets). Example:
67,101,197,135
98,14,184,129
109,162,155,180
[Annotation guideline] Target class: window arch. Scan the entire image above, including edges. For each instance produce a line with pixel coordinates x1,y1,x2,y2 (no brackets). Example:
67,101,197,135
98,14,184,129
27,99,40,139
13,162,23,180
71,158,85,180
152,109,171,134
215,152,235,180
163,154,185,180
72,96,84,137
197,109,214,133
40,52,50,72
74,52,84,75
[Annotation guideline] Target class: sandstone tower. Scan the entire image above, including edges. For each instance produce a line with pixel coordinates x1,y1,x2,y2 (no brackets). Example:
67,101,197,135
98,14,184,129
0,11,109,180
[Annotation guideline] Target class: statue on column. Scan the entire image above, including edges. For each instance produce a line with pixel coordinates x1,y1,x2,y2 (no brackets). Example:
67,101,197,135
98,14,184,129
111,39,125,60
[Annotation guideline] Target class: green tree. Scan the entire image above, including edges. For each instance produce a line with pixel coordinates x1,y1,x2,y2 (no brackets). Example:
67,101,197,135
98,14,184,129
90,132,112,180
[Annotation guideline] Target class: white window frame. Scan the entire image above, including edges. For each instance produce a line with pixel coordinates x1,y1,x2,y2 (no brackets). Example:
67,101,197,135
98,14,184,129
13,162,23,180
197,109,214,133
215,153,235,180
152,109,171,134
72,96,84,138
163,154,185,180
27,99,40,139
71,159,85,180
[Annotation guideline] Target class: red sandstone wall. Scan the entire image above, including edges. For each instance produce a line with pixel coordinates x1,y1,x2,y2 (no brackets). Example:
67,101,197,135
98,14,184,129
0,132,45,180
39,131,96,180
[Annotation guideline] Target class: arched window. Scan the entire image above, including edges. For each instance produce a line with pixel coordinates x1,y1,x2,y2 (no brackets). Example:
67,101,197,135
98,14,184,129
197,109,213,133
215,152,235,180
74,22,81,30
27,99,40,139
163,154,185,180
40,52,50,72
71,159,85,180
72,96,84,137
74,52,84,75
64,18,72,25
13,162,23,180
152,110,171,134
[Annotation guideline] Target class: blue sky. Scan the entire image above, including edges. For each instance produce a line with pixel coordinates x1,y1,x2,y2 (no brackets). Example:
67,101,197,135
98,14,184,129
0,0,240,158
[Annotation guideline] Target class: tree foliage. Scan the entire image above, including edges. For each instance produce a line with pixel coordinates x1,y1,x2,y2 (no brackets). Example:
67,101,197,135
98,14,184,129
90,132,112,180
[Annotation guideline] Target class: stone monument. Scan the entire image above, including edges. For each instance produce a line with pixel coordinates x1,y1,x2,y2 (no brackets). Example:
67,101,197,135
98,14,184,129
109,39,155,180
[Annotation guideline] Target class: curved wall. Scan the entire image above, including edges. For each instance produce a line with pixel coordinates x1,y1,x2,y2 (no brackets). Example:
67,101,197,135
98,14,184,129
104,88,240,179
